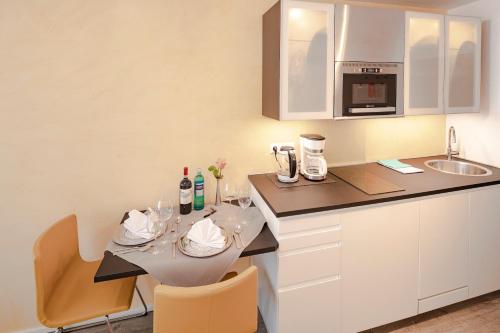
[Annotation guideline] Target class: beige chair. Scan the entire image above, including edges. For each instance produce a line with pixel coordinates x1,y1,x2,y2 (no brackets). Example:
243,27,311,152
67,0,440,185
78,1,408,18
154,265,258,333
33,215,138,332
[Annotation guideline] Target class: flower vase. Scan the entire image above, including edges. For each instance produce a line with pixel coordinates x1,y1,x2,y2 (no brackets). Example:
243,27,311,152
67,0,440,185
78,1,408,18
215,178,222,206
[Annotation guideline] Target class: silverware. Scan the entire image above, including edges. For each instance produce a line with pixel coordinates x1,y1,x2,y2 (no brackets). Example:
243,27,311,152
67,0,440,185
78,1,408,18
203,207,217,218
175,216,182,233
234,224,244,248
171,237,177,259
112,244,153,255
233,233,241,249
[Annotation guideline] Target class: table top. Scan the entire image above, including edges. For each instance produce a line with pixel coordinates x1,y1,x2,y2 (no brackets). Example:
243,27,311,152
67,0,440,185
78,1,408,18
94,212,278,283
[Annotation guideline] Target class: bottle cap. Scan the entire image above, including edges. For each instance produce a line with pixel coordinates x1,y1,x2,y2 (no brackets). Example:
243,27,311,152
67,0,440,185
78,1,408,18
184,167,188,176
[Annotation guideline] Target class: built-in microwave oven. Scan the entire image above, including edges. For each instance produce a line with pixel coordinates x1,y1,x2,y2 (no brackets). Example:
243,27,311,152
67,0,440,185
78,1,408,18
334,62,404,118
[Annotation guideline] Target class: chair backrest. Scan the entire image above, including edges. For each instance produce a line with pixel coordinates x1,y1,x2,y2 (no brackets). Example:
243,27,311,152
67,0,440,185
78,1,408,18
33,215,80,324
153,265,258,333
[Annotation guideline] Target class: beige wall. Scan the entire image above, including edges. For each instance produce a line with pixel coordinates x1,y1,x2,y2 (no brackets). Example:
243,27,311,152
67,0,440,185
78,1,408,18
0,0,445,331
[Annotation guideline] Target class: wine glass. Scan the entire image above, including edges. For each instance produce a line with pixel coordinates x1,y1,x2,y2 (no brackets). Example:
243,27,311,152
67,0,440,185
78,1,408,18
223,182,237,205
157,199,174,224
156,199,173,249
146,211,163,255
238,188,252,210
238,187,252,226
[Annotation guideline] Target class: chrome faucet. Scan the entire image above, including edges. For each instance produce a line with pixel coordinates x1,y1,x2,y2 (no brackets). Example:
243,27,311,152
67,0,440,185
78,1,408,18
447,126,459,160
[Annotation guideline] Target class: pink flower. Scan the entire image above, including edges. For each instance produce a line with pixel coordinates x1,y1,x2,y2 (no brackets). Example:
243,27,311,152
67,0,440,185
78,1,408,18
215,158,227,170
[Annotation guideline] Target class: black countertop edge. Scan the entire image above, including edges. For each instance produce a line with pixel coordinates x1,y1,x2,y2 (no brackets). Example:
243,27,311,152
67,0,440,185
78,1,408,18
250,180,280,216
268,180,500,218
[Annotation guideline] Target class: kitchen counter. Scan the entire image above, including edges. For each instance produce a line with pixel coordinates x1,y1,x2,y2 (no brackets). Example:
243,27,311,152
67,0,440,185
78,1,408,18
248,155,500,217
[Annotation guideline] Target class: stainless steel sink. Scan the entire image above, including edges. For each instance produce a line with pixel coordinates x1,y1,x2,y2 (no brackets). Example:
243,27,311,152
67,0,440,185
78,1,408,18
425,159,492,176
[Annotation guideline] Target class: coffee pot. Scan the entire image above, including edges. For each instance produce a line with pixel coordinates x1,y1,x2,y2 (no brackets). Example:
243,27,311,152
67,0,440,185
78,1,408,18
274,146,299,183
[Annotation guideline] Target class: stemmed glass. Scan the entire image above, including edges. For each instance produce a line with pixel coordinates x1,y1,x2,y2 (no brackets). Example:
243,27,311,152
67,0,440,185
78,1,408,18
238,187,252,210
146,210,163,255
155,199,174,252
237,187,252,227
223,182,237,205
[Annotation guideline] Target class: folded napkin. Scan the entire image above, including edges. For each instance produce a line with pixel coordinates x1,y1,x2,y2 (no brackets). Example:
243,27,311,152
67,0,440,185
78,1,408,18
187,218,225,249
123,210,155,240
378,159,424,174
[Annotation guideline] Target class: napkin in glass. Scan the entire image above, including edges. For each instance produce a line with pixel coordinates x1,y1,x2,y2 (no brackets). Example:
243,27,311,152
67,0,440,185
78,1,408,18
187,218,225,249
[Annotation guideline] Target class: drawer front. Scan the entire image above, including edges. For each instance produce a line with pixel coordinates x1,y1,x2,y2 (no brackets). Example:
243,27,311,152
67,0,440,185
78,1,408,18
280,212,341,234
279,225,341,252
418,287,469,314
279,243,341,288
279,277,341,333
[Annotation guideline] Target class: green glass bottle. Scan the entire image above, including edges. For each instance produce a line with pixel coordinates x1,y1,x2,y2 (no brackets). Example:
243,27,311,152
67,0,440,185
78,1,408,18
193,169,205,211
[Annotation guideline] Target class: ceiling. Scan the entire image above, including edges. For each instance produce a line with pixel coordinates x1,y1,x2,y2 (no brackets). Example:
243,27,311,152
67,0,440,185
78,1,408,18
357,0,479,9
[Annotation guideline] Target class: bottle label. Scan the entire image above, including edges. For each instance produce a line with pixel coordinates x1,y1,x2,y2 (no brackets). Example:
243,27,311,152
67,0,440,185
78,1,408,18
195,182,204,197
180,189,192,204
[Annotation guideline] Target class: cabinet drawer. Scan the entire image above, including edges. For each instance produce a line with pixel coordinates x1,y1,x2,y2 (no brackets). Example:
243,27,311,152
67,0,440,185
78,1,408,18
279,243,341,288
279,225,341,252
279,277,341,333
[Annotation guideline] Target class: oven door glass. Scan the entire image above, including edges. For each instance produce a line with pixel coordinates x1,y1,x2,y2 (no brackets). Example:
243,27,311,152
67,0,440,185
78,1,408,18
342,74,397,116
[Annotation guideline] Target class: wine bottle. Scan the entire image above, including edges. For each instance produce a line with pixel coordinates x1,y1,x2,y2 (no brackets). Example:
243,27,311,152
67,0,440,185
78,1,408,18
193,169,205,211
179,167,192,215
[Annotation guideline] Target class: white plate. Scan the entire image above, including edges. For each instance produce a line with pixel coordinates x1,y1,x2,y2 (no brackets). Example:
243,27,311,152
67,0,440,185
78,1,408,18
112,225,156,246
177,227,233,258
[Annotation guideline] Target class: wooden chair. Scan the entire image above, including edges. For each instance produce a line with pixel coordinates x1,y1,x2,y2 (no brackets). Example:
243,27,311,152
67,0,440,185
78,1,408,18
154,265,258,333
33,215,139,332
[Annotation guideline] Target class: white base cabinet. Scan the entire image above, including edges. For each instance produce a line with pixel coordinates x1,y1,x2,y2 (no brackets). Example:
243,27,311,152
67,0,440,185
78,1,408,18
251,185,500,333
469,187,500,297
418,193,469,301
341,202,419,333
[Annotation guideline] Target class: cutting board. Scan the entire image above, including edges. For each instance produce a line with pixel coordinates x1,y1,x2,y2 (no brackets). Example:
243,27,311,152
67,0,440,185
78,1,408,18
329,166,404,195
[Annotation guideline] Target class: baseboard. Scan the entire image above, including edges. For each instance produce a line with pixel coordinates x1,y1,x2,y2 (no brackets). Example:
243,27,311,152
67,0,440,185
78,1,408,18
12,304,153,333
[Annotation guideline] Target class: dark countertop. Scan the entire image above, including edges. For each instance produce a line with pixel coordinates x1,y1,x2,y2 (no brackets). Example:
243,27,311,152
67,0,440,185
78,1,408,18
249,156,500,218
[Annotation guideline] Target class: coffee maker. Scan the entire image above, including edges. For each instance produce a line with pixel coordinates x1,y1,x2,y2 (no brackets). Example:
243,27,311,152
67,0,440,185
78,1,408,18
299,134,327,181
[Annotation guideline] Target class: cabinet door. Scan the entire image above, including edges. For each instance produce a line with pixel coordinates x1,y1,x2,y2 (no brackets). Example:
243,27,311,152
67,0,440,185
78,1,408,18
469,186,500,298
405,12,445,115
445,16,481,114
279,277,340,333
419,194,469,300
341,202,419,333
281,0,334,120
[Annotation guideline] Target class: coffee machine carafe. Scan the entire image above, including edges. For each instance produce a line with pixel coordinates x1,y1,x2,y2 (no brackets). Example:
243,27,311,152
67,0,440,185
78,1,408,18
300,134,327,181
274,146,299,183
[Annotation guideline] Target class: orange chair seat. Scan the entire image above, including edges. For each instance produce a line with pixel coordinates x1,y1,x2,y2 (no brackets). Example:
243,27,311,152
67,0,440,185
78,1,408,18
43,258,136,328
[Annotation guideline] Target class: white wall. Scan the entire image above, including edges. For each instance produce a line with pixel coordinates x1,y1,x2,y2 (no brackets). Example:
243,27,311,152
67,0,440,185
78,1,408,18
447,0,500,167
0,1,446,332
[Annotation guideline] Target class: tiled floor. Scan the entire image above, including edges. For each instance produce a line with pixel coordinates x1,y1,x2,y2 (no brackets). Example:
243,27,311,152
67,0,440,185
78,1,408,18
362,290,500,333
80,291,500,333
80,311,268,333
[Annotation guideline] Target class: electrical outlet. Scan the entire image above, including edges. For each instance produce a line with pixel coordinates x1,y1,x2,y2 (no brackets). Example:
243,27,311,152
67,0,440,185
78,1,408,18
269,142,295,154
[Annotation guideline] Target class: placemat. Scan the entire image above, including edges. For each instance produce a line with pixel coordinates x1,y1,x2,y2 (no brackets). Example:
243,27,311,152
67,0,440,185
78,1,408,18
266,173,337,188
106,203,265,287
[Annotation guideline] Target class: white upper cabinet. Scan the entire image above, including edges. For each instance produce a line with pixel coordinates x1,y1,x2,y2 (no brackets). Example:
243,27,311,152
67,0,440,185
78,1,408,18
405,12,445,116
445,16,481,114
262,0,334,120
